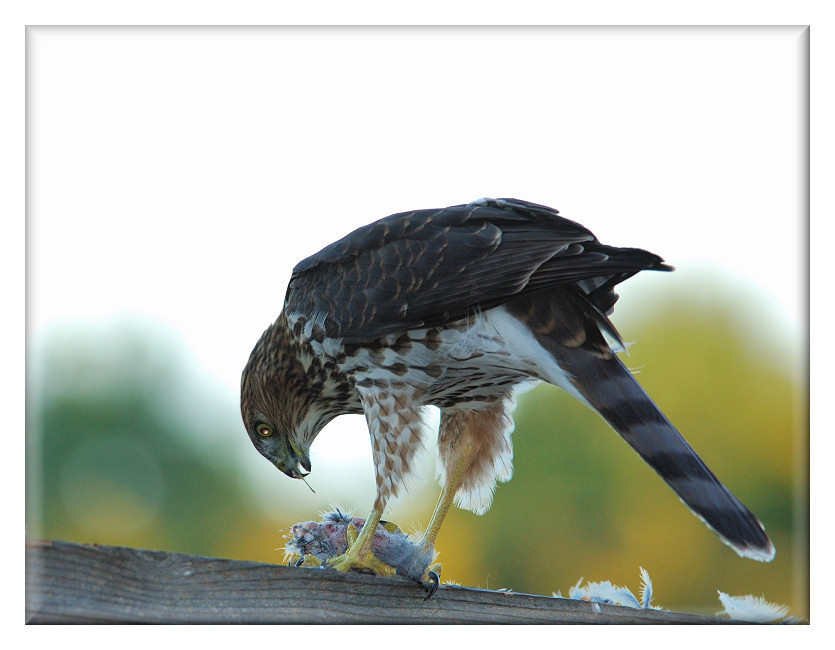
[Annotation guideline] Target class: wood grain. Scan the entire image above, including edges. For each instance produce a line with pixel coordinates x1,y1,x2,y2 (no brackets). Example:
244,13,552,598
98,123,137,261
25,539,731,624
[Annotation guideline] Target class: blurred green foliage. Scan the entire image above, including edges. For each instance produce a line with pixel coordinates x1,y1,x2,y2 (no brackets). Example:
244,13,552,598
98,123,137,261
27,322,260,558
27,289,807,618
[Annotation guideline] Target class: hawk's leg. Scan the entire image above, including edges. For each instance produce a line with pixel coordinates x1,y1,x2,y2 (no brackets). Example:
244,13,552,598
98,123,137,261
418,402,515,576
419,442,479,551
410,442,479,588
327,386,425,578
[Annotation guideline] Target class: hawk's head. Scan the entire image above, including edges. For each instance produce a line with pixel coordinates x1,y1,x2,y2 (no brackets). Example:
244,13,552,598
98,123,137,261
240,317,315,481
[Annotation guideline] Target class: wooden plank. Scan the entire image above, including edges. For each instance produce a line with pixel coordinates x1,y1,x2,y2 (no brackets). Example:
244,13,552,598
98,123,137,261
25,539,730,624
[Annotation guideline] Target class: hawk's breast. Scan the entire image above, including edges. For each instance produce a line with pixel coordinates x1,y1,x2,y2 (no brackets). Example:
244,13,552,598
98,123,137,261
296,306,579,411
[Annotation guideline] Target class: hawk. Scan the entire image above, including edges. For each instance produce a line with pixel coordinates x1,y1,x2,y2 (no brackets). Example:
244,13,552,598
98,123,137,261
240,198,775,583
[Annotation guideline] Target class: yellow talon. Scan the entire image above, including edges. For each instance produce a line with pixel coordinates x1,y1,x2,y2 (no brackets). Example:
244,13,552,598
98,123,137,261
425,561,443,580
329,550,398,577
286,552,323,568
326,508,399,578
345,522,359,547
381,520,401,534
327,541,398,577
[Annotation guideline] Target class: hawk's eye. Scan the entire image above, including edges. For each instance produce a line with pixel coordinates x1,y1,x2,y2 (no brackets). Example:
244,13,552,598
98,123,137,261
255,423,273,438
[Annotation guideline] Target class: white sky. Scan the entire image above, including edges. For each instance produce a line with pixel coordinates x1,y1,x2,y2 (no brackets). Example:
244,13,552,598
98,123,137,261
29,29,806,345
27,26,808,513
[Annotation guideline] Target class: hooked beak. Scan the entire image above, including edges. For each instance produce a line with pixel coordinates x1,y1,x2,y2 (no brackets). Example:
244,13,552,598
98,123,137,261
274,439,311,479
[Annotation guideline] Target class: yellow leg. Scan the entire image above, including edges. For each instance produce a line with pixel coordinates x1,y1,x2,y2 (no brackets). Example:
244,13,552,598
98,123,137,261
418,443,477,549
327,506,398,577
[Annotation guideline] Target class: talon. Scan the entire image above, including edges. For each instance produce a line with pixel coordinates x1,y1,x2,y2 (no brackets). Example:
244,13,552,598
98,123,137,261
423,570,440,600
328,549,397,577
290,554,322,568
345,523,359,546
322,508,398,578
381,520,401,534
327,519,398,577
303,554,322,567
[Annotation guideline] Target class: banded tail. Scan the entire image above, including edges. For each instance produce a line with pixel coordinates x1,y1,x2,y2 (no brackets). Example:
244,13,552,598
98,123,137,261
510,289,775,562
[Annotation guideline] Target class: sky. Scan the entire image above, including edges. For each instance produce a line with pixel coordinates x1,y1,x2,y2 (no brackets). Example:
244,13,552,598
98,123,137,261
27,26,807,505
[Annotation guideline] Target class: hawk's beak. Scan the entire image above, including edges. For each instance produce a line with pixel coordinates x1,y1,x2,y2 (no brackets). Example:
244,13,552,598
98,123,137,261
275,439,311,479
296,451,312,475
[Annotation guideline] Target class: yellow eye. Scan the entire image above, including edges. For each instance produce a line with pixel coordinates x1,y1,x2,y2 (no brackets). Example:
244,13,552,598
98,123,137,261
256,423,273,438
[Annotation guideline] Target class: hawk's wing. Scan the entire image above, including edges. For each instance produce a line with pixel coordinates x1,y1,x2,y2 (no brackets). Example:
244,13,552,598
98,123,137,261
285,198,671,344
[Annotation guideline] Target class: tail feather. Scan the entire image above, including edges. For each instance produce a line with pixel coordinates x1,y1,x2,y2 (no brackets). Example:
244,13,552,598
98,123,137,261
562,349,775,561
509,289,775,562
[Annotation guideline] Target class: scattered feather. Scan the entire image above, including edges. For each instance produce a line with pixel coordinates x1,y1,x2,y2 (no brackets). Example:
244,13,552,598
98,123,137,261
639,566,653,609
716,592,794,623
569,576,642,609
557,569,662,610
557,569,804,623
